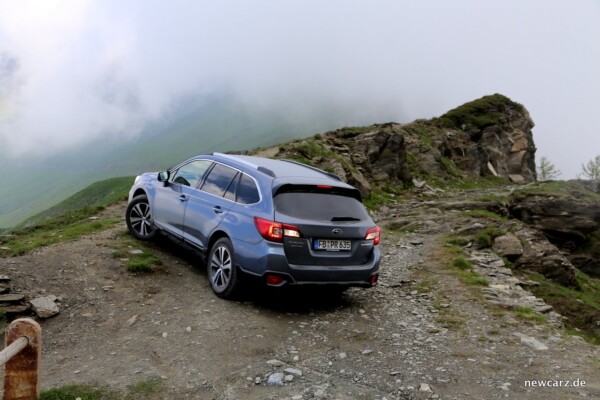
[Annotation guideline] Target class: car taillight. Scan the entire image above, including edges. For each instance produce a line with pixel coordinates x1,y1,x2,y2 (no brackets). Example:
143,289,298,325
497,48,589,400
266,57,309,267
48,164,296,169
365,226,381,245
254,217,301,242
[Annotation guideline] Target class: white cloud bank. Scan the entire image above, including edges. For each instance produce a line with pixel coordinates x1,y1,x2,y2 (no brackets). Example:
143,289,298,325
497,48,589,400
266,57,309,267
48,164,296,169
0,0,598,177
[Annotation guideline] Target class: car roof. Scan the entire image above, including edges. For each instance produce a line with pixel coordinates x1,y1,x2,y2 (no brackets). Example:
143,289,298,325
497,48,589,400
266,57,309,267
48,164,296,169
212,153,346,182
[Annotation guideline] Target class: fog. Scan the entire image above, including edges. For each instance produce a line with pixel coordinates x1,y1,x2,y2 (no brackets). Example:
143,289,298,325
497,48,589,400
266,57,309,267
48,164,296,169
1,0,599,177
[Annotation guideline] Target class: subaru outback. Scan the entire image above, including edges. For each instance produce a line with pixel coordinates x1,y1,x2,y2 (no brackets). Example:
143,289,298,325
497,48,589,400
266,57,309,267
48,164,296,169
126,153,381,298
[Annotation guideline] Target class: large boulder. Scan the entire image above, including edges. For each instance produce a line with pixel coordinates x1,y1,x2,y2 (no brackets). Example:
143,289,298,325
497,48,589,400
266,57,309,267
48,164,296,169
509,181,600,277
513,229,579,288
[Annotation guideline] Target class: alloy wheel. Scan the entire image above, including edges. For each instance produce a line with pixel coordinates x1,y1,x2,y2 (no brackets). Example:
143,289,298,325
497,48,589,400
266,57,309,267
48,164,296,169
210,245,232,292
129,201,153,237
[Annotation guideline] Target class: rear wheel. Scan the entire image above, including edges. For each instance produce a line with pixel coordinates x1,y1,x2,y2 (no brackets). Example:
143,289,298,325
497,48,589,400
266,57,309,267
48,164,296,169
207,238,240,299
126,195,156,241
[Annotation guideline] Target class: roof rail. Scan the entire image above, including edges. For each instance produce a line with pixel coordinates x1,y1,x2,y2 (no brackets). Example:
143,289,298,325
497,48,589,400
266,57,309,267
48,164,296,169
213,152,276,177
281,159,343,181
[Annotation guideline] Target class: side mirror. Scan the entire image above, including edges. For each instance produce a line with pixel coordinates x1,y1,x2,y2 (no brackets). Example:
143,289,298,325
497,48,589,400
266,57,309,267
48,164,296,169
158,171,170,182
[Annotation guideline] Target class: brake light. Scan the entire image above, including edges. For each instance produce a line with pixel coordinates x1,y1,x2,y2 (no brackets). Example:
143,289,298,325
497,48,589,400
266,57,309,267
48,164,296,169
254,217,301,242
365,226,381,245
316,185,333,189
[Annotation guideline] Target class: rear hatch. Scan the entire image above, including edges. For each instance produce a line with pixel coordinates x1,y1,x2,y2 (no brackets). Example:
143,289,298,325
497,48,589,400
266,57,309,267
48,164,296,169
273,184,378,266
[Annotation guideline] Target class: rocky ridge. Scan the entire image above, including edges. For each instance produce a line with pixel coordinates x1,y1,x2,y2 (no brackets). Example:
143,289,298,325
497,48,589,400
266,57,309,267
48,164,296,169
251,94,536,199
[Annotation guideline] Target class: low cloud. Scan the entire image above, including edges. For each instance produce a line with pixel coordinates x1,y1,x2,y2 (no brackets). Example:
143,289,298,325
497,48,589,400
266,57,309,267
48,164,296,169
0,1,598,177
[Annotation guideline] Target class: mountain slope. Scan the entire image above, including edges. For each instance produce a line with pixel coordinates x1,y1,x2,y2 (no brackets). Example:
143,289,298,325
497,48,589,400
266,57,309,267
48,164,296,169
0,97,347,229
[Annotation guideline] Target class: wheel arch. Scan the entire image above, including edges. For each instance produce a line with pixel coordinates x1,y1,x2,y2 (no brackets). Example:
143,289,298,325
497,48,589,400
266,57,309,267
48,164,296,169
207,230,230,255
132,188,147,199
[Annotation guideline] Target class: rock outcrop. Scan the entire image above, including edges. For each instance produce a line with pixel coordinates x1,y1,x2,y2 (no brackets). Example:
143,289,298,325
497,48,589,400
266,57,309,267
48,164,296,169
256,94,536,199
509,181,600,277
411,93,537,183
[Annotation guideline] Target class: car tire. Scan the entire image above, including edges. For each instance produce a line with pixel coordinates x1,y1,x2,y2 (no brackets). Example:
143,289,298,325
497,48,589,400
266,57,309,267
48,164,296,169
126,194,157,241
207,237,240,299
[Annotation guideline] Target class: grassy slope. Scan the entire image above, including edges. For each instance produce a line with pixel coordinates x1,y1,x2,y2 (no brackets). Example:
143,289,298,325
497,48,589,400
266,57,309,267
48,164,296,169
0,177,132,256
0,98,350,229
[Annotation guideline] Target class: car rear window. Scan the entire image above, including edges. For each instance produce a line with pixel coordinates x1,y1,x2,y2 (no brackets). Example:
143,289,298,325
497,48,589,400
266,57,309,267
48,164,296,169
274,187,370,222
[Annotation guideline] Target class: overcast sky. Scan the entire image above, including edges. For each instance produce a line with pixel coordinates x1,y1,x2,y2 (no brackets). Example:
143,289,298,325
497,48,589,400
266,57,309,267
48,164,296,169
1,0,599,177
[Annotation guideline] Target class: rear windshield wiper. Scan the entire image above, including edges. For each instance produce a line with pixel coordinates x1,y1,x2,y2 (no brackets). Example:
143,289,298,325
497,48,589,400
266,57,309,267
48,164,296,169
331,216,361,221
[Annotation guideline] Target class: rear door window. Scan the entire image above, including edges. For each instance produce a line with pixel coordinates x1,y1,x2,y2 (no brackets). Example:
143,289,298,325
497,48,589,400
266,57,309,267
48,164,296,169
200,163,238,197
223,173,240,201
274,186,369,222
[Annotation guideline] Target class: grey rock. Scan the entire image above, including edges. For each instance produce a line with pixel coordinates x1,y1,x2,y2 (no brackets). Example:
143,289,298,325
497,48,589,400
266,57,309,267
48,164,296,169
284,368,302,377
30,296,60,318
0,293,25,303
492,233,524,259
266,359,285,367
267,372,284,385
514,333,548,350
419,383,433,392
534,305,554,313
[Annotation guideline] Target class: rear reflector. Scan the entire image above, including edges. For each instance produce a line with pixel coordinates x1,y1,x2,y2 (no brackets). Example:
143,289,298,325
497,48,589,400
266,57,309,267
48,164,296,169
370,274,379,285
254,217,301,242
266,274,285,286
365,226,381,245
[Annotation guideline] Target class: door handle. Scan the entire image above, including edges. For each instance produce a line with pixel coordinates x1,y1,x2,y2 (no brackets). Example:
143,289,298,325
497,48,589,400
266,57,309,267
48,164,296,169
178,195,188,202
213,205,223,214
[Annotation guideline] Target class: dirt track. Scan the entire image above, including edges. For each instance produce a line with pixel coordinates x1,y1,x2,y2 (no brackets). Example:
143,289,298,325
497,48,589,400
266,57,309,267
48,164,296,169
1,202,599,399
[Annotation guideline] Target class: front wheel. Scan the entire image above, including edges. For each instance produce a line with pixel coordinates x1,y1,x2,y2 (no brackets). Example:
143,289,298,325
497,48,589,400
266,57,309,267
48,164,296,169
126,195,157,241
207,238,240,299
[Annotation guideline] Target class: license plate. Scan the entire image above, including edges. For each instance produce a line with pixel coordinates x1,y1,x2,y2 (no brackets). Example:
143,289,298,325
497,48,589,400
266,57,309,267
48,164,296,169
313,239,351,251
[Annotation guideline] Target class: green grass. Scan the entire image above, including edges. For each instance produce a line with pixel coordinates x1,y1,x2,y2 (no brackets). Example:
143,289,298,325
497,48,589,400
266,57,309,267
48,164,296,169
435,93,524,131
40,384,112,400
435,306,466,329
0,213,119,257
463,209,508,222
111,236,165,273
440,157,462,178
453,256,472,270
125,377,166,399
126,252,163,273
333,125,375,138
514,180,600,202
513,306,547,324
448,256,489,286
445,235,470,247
296,139,326,159
21,177,134,228
0,177,131,256
363,187,398,210
472,194,510,203
524,271,600,344
474,226,505,248
40,378,166,400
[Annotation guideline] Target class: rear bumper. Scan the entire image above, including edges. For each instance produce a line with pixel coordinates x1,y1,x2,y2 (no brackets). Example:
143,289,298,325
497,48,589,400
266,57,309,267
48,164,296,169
236,241,380,287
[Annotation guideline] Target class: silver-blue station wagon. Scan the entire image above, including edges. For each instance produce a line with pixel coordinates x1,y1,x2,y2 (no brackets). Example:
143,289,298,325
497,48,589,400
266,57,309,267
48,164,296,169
126,153,381,298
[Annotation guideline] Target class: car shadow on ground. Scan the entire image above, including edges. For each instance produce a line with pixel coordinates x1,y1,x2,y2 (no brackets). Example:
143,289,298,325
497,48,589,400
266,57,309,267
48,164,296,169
241,285,357,314
147,233,361,314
